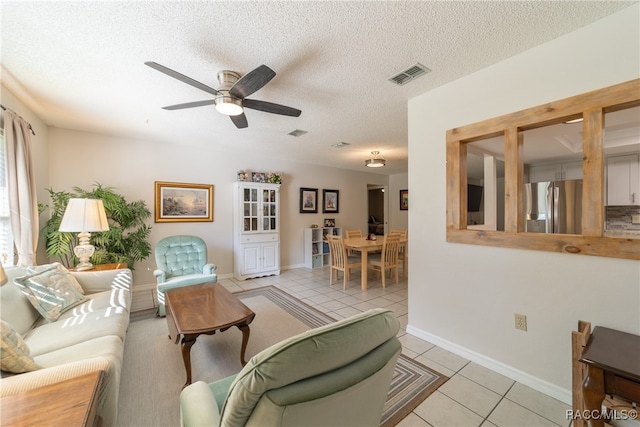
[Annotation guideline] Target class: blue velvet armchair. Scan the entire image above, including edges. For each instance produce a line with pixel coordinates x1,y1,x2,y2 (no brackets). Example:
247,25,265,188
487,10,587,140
153,235,217,316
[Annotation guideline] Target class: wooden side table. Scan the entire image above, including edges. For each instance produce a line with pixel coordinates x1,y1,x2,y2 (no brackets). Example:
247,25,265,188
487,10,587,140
70,262,127,272
0,370,104,426
579,326,640,427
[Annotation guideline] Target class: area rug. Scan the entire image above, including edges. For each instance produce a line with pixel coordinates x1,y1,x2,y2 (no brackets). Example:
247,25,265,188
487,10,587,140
119,286,447,426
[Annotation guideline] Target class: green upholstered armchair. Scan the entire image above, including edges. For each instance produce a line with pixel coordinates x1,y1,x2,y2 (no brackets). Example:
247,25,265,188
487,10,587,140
180,308,401,427
153,235,217,316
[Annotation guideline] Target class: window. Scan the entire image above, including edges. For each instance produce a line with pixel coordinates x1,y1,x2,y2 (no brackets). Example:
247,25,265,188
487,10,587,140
0,130,14,265
446,79,640,260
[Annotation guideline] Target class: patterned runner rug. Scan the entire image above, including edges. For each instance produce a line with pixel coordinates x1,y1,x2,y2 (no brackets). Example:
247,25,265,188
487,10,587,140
120,286,447,426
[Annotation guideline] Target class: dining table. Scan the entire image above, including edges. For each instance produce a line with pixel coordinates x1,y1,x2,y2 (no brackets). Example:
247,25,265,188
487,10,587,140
344,236,407,290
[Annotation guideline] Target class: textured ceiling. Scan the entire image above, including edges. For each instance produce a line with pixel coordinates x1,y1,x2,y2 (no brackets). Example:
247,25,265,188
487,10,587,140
1,1,634,174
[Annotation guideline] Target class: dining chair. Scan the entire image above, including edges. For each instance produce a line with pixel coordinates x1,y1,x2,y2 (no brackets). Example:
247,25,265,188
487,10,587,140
344,229,362,256
368,234,400,288
345,229,362,238
326,234,361,289
389,229,408,278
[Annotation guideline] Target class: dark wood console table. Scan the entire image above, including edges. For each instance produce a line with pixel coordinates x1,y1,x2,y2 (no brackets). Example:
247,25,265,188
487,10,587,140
579,326,640,427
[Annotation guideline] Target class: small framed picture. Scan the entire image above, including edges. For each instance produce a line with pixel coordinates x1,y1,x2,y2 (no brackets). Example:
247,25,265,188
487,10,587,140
155,181,213,222
252,172,266,183
322,189,339,213
299,188,318,213
324,218,335,227
400,189,408,210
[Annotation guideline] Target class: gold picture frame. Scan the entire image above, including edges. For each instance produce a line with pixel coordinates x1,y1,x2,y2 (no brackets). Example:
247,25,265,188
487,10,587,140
155,181,213,223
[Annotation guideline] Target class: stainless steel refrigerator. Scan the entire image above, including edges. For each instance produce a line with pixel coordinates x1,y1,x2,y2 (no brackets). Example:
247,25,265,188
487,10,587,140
524,180,583,234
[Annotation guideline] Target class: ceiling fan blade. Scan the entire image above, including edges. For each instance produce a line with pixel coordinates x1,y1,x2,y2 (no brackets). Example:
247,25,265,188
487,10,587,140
243,99,301,117
162,100,215,110
229,65,276,99
230,113,248,129
145,61,221,96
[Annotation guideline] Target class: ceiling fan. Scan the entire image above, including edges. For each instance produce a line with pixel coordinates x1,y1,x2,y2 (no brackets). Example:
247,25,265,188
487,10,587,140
145,61,301,129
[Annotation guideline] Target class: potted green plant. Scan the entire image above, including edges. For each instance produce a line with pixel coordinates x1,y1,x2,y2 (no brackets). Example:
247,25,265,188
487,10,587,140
39,183,152,269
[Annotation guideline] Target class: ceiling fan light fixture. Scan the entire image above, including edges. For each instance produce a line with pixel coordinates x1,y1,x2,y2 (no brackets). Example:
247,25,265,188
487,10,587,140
215,95,243,116
365,151,386,168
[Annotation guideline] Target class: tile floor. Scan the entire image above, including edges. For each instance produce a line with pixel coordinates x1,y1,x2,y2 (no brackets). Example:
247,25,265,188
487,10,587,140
217,266,574,427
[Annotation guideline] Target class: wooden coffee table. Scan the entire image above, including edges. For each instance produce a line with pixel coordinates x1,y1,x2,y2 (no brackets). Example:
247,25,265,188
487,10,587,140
165,282,255,388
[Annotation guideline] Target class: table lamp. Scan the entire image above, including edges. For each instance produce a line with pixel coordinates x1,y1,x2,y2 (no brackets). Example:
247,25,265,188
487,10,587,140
59,198,109,271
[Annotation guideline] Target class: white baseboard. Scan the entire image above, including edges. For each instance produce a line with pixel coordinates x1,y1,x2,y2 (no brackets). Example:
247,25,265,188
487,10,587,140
132,282,157,292
406,324,571,405
282,263,306,270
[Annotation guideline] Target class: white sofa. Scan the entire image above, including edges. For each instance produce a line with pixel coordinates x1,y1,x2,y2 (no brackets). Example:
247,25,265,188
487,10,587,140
0,265,133,427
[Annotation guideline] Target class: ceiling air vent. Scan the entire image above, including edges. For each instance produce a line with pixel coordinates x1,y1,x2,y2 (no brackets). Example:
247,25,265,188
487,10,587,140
288,129,308,137
331,142,350,148
388,63,431,86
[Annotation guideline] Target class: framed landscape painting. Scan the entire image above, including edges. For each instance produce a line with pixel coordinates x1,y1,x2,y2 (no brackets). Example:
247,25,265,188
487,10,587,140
299,188,318,213
322,189,339,213
155,181,213,222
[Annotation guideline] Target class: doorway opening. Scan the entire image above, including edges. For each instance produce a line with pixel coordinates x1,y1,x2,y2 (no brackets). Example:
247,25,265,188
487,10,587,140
367,185,388,236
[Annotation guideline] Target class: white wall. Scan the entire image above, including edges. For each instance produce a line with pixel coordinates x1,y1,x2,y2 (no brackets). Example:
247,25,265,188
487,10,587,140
46,127,394,285
389,172,408,231
407,4,640,403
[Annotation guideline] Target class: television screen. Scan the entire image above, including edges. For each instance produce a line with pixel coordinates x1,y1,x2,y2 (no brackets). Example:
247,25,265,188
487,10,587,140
468,184,483,212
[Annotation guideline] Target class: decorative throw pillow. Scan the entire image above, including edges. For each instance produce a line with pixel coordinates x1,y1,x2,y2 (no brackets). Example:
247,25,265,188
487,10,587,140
1,320,41,373
26,263,85,295
14,263,88,322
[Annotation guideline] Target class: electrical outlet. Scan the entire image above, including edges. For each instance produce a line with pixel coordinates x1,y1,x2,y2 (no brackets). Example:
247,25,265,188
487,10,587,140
514,313,527,331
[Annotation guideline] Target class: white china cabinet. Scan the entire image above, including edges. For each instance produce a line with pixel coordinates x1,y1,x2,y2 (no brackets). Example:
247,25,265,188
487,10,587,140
233,182,281,280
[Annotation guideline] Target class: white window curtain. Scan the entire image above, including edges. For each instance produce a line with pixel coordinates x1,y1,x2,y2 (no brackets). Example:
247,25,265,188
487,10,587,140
2,109,38,266
0,130,15,265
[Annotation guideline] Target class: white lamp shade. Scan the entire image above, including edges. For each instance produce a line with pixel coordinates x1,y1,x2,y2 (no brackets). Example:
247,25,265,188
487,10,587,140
59,199,109,232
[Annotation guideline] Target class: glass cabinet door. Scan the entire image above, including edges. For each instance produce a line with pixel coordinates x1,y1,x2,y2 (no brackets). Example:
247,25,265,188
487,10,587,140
243,188,259,231
262,188,277,231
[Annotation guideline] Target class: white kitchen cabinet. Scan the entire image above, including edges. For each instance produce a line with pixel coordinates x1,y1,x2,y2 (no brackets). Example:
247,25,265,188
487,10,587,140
233,182,280,280
303,227,342,268
528,161,582,182
607,154,640,206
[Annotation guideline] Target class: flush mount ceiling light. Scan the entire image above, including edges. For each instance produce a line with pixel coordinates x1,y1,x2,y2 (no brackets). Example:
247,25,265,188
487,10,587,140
214,95,243,116
365,151,386,168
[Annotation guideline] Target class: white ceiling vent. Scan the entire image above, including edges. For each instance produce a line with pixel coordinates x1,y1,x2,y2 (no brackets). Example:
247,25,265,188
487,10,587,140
331,142,350,148
288,129,308,137
388,63,431,86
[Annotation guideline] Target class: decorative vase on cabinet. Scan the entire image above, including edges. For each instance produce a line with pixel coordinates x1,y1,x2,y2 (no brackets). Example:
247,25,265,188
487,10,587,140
233,182,281,280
